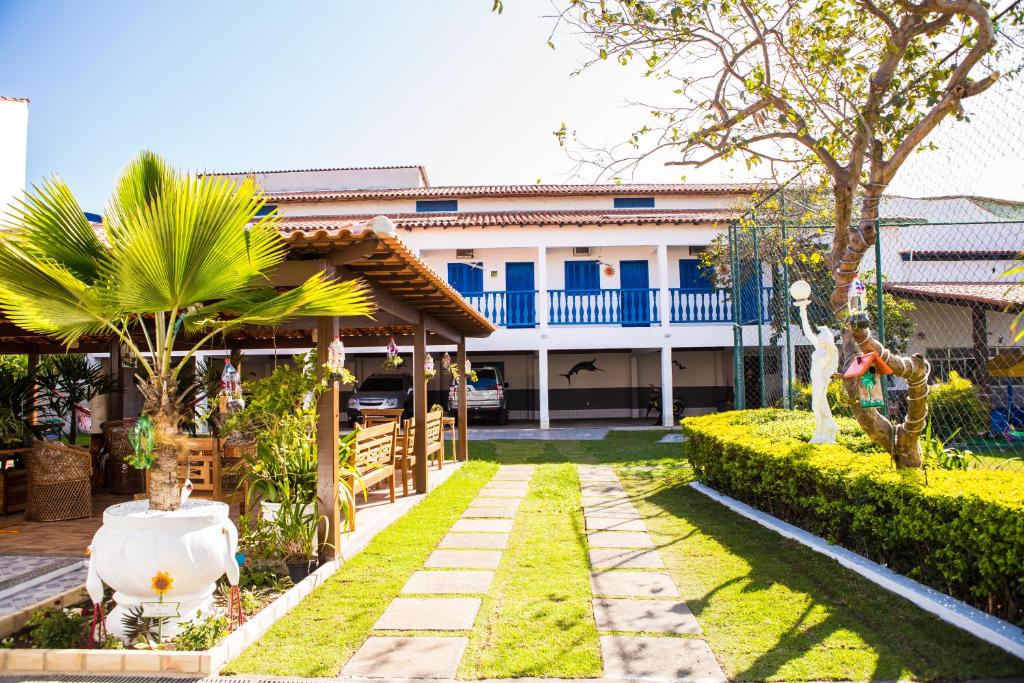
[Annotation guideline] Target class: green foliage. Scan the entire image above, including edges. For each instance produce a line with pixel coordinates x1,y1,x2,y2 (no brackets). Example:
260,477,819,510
921,421,976,471
174,613,229,651
0,355,27,378
682,410,1024,625
785,377,853,418
928,370,989,440
26,608,86,649
36,353,118,443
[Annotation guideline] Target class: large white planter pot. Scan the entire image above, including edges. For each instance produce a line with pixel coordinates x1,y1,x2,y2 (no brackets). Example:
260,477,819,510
90,499,237,641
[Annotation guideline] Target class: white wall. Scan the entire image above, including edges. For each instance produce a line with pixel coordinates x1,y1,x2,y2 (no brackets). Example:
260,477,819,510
0,98,28,215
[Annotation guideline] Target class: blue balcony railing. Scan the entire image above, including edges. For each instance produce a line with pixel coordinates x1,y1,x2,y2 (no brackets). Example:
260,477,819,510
669,286,772,323
548,288,660,326
462,290,538,327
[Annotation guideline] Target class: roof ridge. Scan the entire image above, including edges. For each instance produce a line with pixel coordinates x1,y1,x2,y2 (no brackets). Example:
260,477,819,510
0,96,30,103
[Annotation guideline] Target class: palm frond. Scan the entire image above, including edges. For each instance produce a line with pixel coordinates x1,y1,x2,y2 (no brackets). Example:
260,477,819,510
183,275,375,333
0,236,111,345
103,162,287,313
2,177,108,283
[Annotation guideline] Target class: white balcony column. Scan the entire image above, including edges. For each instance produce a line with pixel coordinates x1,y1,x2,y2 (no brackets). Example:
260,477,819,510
657,243,670,328
660,345,674,428
538,348,550,429
537,246,549,330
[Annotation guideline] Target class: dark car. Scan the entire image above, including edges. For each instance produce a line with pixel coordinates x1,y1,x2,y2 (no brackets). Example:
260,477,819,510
346,373,413,425
448,366,509,424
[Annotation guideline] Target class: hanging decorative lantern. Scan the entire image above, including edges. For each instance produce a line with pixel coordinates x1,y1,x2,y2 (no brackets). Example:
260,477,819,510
382,336,404,370
119,342,137,371
842,352,893,409
847,277,870,329
464,358,472,374
218,360,245,413
327,336,346,375
424,354,436,381
441,352,452,370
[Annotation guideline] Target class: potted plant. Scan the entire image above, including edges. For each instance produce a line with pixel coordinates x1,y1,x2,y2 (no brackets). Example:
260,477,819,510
277,499,322,583
36,353,119,444
0,151,373,640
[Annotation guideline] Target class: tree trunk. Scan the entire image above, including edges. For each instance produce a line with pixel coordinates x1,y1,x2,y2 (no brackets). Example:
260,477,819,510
139,375,186,511
829,189,931,468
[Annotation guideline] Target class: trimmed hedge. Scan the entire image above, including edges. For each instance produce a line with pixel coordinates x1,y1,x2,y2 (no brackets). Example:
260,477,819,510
682,409,1024,626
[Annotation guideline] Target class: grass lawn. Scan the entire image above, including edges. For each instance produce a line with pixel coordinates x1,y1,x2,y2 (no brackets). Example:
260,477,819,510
226,431,1024,680
223,460,496,677
460,461,601,678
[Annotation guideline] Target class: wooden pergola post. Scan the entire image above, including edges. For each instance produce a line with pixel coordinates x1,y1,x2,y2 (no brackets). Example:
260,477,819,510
413,315,428,493
316,314,341,561
456,337,469,461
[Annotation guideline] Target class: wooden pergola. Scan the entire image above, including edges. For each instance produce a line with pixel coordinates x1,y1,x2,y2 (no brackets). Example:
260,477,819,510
0,216,496,560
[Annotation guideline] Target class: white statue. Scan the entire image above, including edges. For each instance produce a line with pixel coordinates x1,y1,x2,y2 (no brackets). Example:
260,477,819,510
790,280,839,444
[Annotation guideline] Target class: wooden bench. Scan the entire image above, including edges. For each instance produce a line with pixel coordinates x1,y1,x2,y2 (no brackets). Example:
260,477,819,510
345,421,397,531
396,409,444,497
357,408,406,428
143,437,247,514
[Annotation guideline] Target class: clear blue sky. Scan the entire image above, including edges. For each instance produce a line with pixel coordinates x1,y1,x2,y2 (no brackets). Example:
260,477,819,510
3,1,1018,208
0,0,723,211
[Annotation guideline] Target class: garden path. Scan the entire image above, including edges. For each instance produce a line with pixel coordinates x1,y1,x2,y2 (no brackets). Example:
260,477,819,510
580,464,726,682
340,464,534,679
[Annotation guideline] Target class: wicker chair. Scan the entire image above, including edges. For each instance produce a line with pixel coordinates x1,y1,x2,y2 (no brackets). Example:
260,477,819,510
102,419,146,494
25,440,93,522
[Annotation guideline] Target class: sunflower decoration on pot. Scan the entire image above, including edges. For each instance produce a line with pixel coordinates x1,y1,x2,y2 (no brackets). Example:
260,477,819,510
381,336,404,370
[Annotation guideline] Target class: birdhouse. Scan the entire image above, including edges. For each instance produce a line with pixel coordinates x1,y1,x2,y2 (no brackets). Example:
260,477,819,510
842,352,893,408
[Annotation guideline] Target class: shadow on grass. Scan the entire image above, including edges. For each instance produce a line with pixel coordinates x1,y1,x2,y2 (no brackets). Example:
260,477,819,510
628,476,1024,682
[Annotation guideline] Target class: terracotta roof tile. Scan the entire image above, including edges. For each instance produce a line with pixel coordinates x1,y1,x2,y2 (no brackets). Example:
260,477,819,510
278,208,738,231
206,164,426,176
884,281,1024,311
267,182,764,203
0,96,29,103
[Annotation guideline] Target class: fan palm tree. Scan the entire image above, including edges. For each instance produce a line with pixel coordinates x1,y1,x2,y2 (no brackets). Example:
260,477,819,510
0,151,373,511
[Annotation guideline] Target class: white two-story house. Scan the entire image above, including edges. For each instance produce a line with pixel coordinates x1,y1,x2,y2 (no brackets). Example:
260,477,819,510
216,165,760,427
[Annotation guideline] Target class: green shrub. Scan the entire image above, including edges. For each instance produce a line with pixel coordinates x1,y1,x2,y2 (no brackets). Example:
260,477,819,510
784,377,853,417
682,409,1024,626
26,608,86,649
174,613,229,651
928,371,988,441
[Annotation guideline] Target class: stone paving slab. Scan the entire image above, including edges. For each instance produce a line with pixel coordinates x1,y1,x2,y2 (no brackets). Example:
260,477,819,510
477,490,527,499
593,598,701,634
425,549,503,569
342,636,469,678
586,530,656,548
590,571,680,598
590,548,665,569
450,518,514,533
585,516,649,532
470,499,523,511
584,508,642,519
401,570,494,595
482,481,530,490
491,473,533,481
600,635,726,682
373,597,481,630
582,494,632,506
581,483,627,495
440,532,509,549
463,505,517,518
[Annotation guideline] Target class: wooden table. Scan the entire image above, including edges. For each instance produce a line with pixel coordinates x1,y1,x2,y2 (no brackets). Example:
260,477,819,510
0,448,30,515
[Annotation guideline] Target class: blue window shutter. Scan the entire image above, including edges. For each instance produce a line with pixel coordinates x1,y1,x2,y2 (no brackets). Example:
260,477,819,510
679,259,713,289
614,197,655,209
255,204,277,217
447,263,482,294
565,261,599,292
417,199,458,212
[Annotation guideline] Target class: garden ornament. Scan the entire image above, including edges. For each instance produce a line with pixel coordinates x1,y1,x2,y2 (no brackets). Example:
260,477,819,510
791,280,840,444
848,277,870,329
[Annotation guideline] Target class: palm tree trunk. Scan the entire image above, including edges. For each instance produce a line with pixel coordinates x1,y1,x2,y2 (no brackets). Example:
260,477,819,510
140,376,184,511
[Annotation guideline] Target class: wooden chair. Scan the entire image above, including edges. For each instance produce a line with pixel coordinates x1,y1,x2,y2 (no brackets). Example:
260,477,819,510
345,421,397,531
144,437,247,514
25,440,92,522
101,418,146,494
357,408,406,428
396,410,444,496
441,415,459,466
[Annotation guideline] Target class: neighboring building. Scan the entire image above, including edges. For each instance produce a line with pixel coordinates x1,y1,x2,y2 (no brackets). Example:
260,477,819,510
216,165,763,426
0,97,29,216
